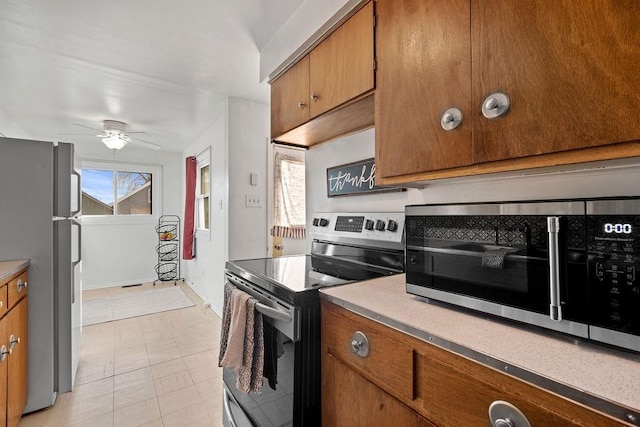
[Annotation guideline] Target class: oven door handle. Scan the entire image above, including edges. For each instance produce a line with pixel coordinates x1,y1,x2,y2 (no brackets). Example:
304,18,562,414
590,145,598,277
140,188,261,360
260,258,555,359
223,388,238,427
255,302,293,323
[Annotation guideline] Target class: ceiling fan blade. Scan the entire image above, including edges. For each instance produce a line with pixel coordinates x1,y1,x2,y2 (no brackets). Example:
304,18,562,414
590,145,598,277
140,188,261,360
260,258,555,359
58,132,95,136
127,131,152,136
130,137,162,149
72,123,103,132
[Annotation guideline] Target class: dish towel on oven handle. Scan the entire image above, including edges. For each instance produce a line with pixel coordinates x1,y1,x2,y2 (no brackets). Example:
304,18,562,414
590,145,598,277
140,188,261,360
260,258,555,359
218,282,265,393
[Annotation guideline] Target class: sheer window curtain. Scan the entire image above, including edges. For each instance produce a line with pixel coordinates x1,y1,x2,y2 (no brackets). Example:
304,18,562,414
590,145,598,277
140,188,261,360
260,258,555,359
271,152,306,239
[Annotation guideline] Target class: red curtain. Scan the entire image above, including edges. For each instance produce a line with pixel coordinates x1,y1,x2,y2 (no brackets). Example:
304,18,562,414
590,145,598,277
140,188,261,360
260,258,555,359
182,156,197,259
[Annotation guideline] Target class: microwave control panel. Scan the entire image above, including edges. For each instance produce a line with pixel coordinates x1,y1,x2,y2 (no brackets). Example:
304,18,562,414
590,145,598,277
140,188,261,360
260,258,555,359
587,215,640,333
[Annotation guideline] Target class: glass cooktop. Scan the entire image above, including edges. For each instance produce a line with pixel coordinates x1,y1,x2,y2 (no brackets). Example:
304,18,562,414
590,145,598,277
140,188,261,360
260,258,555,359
228,255,350,294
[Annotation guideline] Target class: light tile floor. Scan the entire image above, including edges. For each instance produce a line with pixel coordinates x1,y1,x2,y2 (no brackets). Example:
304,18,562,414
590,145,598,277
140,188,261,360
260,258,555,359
19,281,224,427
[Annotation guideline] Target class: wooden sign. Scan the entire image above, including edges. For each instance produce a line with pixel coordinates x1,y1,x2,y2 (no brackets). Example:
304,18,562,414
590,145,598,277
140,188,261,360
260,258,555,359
326,158,405,197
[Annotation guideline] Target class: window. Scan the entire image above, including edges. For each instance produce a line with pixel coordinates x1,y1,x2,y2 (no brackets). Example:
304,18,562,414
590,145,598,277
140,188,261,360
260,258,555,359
81,161,161,221
272,150,306,239
195,148,211,237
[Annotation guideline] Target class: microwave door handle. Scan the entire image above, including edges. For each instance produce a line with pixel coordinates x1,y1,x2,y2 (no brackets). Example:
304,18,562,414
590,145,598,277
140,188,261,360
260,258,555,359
547,216,563,322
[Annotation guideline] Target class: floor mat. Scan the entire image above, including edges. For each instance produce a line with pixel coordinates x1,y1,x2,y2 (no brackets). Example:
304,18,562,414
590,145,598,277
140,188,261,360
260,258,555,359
83,286,195,326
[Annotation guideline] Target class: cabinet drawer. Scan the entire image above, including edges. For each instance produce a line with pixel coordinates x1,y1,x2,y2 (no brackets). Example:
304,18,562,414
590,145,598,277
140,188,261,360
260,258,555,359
0,285,7,318
417,353,623,427
322,301,414,402
7,271,28,311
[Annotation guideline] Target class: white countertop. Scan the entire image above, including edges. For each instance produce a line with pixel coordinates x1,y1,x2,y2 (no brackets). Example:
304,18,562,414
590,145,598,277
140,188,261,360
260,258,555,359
320,274,640,414
0,260,29,283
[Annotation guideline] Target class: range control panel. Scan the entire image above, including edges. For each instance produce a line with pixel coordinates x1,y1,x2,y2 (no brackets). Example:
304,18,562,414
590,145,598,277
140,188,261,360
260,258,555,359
310,212,404,249
587,215,640,334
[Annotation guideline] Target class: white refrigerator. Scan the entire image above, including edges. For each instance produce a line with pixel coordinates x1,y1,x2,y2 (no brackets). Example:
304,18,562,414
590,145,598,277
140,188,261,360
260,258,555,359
0,137,82,412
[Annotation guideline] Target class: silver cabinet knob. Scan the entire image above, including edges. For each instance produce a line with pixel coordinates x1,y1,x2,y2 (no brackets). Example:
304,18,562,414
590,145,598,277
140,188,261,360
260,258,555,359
482,92,510,119
274,243,284,250
494,418,515,427
17,279,27,292
9,335,20,350
0,345,10,362
311,93,319,101
489,401,531,427
350,331,369,358
0,301,3,309
297,102,306,109
441,107,463,131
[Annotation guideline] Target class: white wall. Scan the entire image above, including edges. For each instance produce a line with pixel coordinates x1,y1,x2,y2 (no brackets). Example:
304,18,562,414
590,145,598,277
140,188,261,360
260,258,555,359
0,107,31,139
182,97,270,316
228,98,270,261
306,129,640,247
76,144,182,289
182,105,229,315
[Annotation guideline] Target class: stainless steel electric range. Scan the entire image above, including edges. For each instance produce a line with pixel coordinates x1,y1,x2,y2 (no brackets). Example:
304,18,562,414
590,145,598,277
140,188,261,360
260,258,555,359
222,212,405,427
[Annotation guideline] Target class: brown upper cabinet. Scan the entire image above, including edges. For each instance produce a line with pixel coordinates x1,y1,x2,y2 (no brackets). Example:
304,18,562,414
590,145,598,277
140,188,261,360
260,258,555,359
270,1,375,146
375,0,640,184
271,55,310,138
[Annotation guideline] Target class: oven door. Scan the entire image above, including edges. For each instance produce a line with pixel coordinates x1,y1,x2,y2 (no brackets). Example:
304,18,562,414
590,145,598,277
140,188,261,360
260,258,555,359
405,202,589,336
221,272,302,427
222,338,296,427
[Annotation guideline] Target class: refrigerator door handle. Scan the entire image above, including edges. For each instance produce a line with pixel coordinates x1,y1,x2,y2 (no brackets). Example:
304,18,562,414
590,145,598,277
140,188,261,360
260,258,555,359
70,218,81,304
71,170,81,217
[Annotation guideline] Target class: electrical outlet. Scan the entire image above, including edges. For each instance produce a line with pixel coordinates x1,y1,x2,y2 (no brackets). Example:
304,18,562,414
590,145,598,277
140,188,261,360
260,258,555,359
245,194,262,207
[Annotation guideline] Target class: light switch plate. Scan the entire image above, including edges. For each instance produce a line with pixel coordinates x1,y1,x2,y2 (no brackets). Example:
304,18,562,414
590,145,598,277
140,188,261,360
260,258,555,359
245,194,262,207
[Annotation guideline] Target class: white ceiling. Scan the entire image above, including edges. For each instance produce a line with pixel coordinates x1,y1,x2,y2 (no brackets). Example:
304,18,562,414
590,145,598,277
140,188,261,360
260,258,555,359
0,0,303,152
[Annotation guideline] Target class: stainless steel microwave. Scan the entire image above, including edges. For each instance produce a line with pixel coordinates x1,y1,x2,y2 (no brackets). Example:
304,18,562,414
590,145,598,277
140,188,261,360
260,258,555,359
405,198,640,353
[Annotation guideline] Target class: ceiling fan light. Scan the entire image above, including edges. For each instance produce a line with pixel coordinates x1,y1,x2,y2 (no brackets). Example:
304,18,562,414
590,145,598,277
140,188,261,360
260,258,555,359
102,135,127,150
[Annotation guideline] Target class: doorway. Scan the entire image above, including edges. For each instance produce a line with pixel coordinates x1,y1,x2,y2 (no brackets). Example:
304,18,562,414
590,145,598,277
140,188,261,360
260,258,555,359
267,143,307,257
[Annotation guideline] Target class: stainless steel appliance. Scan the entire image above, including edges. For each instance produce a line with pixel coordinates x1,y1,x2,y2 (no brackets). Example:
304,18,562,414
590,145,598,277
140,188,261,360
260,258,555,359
0,138,82,412
405,198,640,353
223,212,404,427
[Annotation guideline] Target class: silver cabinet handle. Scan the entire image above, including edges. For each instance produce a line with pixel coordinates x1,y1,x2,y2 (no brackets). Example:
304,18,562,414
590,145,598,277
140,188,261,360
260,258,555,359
9,335,20,350
311,93,319,101
297,102,306,108
17,279,27,292
547,217,562,322
350,331,370,358
0,301,3,309
441,107,463,131
489,400,531,427
482,92,510,118
0,345,10,362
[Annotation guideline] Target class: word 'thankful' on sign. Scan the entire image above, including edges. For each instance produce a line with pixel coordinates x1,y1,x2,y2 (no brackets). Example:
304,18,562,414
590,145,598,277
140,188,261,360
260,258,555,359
326,158,405,197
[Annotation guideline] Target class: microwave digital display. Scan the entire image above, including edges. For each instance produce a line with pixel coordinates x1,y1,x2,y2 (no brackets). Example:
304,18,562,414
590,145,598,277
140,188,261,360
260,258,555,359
604,223,632,234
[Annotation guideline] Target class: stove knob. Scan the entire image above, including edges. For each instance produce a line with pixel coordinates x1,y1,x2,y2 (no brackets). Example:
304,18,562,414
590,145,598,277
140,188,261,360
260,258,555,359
312,218,319,226
387,220,398,232
365,220,375,230
375,220,386,231
319,218,329,227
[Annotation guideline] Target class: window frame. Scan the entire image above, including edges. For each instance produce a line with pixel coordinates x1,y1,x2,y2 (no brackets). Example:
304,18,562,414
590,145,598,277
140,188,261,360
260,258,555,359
81,160,162,226
195,148,211,240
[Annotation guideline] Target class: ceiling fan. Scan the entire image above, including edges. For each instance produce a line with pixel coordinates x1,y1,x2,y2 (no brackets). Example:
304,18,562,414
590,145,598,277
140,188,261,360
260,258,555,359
60,120,161,150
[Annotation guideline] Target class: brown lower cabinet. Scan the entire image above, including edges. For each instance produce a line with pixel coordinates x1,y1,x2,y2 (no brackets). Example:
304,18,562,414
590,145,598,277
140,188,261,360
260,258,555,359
321,300,630,427
1,270,28,427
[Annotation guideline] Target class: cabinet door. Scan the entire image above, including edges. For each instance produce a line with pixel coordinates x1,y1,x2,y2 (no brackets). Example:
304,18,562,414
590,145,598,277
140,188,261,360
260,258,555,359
0,314,7,427
323,354,435,427
7,297,27,427
375,0,472,179
473,0,640,163
309,2,374,119
271,55,310,138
